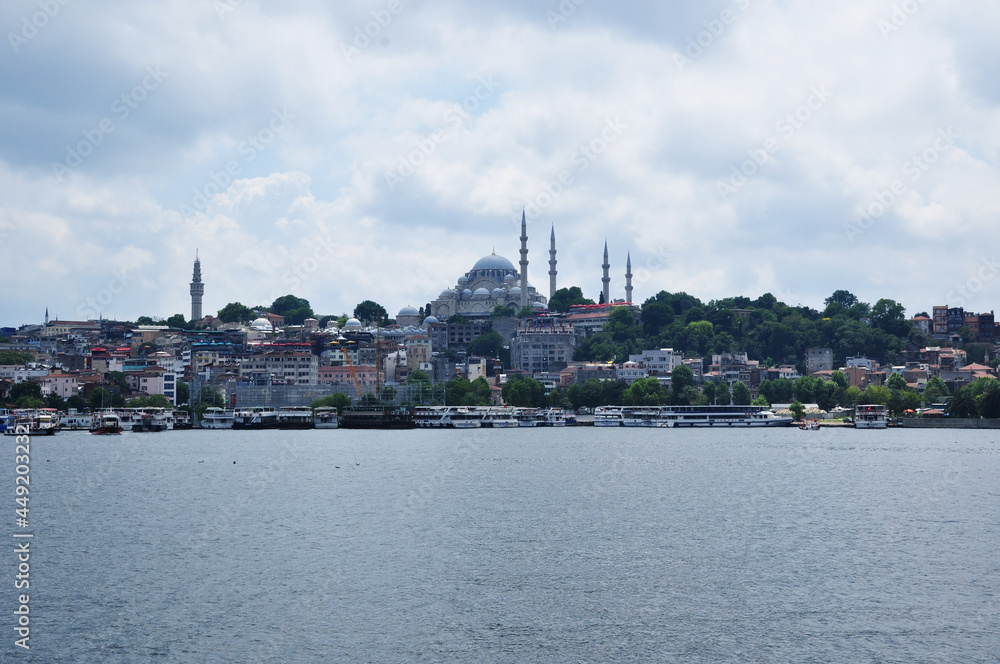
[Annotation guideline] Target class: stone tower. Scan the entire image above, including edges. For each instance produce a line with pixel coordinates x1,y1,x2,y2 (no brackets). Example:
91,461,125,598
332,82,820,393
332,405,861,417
602,240,610,305
549,225,557,300
190,251,204,322
519,210,529,311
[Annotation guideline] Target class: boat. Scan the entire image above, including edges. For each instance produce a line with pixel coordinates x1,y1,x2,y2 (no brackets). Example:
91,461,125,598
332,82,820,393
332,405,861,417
232,407,278,430
313,407,339,429
594,406,624,427
131,410,168,432
61,411,94,430
799,419,820,430
854,404,887,429
0,409,16,434
200,407,235,429
537,408,568,427
516,408,541,427
90,412,123,435
480,407,518,428
622,406,668,428
413,406,482,429
276,406,315,429
173,410,193,429
340,405,415,430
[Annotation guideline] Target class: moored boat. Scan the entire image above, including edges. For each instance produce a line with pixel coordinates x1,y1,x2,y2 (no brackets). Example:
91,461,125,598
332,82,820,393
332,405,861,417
277,406,315,429
340,405,415,430
200,407,235,429
232,407,278,430
313,407,339,429
854,404,887,429
90,412,123,435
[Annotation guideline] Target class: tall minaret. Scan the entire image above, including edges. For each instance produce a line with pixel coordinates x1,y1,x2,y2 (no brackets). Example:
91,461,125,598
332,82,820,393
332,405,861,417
602,240,610,305
190,251,204,322
548,225,557,300
44,307,49,325
519,210,529,310
625,252,633,304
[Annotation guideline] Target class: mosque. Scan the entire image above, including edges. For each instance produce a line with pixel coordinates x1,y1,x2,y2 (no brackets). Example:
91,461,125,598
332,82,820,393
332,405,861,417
411,211,634,322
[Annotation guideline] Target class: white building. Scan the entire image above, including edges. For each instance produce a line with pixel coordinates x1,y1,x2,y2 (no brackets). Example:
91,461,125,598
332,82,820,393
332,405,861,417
628,349,683,376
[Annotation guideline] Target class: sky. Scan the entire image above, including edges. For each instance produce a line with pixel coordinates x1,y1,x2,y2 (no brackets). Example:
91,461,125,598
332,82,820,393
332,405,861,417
1,0,998,327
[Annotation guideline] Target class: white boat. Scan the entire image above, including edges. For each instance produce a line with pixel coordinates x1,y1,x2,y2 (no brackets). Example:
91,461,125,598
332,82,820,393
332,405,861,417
200,407,235,429
594,406,624,427
277,406,315,429
537,408,567,427
61,412,93,430
480,407,518,428
0,409,16,434
313,407,339,429
854,404,887,429
516,408,541,427
413,406,481,428
232,407,278,429
622,407,668,427
655,405,793,427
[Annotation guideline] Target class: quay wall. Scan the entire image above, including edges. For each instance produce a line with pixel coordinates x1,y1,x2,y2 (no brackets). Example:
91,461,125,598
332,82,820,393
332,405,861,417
899,418,1000,429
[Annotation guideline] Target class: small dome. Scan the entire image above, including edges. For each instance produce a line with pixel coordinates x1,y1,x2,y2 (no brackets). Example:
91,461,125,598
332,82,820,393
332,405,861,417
532,302,547,310
462,289,473,296
344,318,362,329
398,306,419,316
458,275,470,283
508,286,521,295
439,289,455,298
251,317,272,330
422,316,440,325
473,288,491,298
472,254,516,271
503,274,517,284
491,288,505,297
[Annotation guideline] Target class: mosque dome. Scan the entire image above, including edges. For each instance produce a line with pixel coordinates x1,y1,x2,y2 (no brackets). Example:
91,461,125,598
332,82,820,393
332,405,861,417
508,286,521,295
473,288,491,298
440,289,455,298
492,288,505,297
462,289,473,297
532,302,548,311
422,316,440,325
458,275,470,283
397,306,419,317
344,318,362,329
472,254,516,272
251,317,273,330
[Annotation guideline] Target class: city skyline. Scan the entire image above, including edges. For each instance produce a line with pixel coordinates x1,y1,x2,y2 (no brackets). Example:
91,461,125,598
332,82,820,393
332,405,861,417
2,1,999,326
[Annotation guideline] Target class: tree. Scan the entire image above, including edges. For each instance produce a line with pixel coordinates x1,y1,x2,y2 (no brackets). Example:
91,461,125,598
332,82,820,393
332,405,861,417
623,377,666,406
501,375,546,407
977,380,1000,419
825,290,859,309
923,376,950,404
670,365,696,404
380,385,398,402
467,332,505,359
491,305,516,319
548,287,595,313
843,385,863,407
127,394,172,408
311,393,352,414
861,384,892,405
947,388,977,418
789,401,805,421
886,373,907,391
957,326,976,344
715,381,732,406
166,314,189,329
89,387,112,410
218,302,255,324
0,351,33,365
516,306,534,318
44,392,65,410
352,300,387,326
752,394,770,407
732,381,751,405
176,381,190,405
871,299,910,337
272,295,315,326
135,316,155,325
9,382,41,403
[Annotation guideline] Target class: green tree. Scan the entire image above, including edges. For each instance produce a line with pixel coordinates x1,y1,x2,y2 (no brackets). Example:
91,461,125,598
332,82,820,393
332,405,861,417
715,381,732,405
218,302,255,324
977,380,1000,418
89,387,112,410
548,287,595,313
871,298,910,337
176,381,190,405
516,306,534,318
861,384,892,405
310,393,352,414
467,332,506,359
271,295,315,326
623,377,666,406
886,373,907,391
947,387,977,418
135,316,155,325
127,394,173,408
752,394,770,407
732,381,751,405
9,382,42,403
670,364,696,404
923,376,950,404
352,300,387,326
825,290,859,309
843,385,863,407
43,392,66,410
501,375,546,407
491,305,516,319
789,401,805,421
0,351,33,365
167,313,191,329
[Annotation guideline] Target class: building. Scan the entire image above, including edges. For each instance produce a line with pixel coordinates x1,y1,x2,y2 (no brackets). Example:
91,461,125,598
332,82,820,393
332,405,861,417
932,305,948,337
617,361,648,384
947,307,965,337
239,349,318,385
910,315,932,335
190,252,204,322
510,318,575,373
41,372,79,399
629,349,683,377
430,252,546,319
126,366,177,403
805,348,834,374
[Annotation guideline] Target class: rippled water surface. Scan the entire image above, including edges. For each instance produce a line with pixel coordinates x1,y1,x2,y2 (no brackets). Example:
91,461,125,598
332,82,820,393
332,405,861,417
3,427,1000,662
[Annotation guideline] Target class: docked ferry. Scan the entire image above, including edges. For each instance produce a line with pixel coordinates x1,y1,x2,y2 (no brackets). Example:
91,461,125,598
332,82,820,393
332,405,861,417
593,405,792,428
232,407,278,430
276,406,315,429
90,412,123,435
201,407,235,429
413,406,481,428
480,407,518,428
854,404,888,429
340,405,415,430
313,407,339,429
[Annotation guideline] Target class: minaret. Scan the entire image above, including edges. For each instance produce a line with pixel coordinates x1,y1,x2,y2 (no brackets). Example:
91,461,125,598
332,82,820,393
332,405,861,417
44,307,49,325
519,210,529,311
602,240,610,305
190,251,204,322
625,252,633,304
549,225,557,300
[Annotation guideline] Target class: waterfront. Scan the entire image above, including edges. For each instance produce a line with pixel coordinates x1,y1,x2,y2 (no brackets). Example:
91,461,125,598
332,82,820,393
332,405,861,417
4,427,1000,662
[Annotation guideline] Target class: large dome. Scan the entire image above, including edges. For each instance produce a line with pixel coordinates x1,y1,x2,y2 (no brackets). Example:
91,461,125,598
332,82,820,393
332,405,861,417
472,254,516,271
397,306,419,317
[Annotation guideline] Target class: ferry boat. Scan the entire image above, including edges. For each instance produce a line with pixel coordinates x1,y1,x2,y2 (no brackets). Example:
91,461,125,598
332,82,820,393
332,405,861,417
537,408,568,427
90,412,123,435
200,407,235,429
480,407,518,428
593,405,793,427
232,407,278,430
313,407,339,429
131,408,171,432
516,408,541,427
413,406,482,428
276,406,315,429
61,411,94,430
173,410,193,429
340,405,415,430
0,409,15,434
854,404,887,429
594,406,625,427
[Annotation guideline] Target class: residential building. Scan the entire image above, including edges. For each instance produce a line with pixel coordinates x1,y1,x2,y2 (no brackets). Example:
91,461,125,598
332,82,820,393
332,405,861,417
41,372,79,399
805,347,833,374
932,305,948,337
510,318,575,374
629,348,683,377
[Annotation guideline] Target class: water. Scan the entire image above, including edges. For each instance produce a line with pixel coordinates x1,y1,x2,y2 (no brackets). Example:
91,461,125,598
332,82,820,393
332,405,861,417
3,427,999,662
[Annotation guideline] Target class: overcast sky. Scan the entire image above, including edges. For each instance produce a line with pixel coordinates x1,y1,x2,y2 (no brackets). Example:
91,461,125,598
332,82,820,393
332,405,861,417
1,0,998,326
